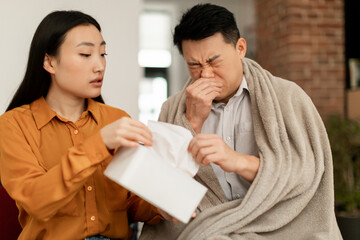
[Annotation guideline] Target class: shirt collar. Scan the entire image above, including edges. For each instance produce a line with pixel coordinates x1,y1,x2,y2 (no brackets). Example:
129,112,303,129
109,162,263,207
31,97,57,129
233,76,249,97
86,98,100,124
31,97,100,129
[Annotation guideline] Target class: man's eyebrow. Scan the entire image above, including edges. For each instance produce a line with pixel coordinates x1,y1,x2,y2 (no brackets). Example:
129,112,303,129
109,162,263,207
76,41,106,47
187,61,201,66
206,54,220,63
187,54,221,66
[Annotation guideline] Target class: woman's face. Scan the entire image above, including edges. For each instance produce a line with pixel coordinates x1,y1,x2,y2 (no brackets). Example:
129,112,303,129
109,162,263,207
44,24,106,100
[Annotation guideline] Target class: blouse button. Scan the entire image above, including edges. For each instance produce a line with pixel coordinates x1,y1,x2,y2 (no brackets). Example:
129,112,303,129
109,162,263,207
74,129,79,135
90,216,96,221
87,186,93,191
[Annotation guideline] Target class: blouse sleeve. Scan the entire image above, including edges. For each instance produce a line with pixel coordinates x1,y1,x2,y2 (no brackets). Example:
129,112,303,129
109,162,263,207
0,117,111,222
126,191,163,224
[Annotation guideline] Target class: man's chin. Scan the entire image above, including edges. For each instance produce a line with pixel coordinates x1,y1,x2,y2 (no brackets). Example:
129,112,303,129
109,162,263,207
215,93,236,104
213,96,226,104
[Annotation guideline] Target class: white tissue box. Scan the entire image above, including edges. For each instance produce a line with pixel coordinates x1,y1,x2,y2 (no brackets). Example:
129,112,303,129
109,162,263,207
104,145,208,223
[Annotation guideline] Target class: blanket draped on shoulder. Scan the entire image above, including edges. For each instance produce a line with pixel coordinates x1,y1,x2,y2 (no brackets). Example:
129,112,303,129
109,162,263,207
139,58,342,240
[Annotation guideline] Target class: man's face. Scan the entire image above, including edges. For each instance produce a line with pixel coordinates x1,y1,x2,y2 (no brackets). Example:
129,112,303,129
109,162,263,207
182,33,246,103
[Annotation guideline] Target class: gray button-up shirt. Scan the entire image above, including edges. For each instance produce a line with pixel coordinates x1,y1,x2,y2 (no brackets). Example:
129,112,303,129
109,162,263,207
201,77,259,201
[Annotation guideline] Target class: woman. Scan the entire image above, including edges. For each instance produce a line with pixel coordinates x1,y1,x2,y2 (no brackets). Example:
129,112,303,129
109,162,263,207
0,11,162,240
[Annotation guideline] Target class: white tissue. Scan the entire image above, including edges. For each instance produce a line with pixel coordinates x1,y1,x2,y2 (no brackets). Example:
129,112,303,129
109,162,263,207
104,121,207,223
147,120,199,176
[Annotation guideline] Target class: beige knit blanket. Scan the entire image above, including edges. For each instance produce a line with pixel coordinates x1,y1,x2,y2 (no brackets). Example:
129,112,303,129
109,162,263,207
139,58,342,240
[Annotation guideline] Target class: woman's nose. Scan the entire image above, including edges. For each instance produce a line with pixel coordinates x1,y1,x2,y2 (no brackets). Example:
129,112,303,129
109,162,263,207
93,56,106,73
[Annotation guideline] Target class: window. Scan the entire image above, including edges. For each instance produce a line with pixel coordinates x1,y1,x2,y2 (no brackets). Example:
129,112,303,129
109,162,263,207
138,10,171,123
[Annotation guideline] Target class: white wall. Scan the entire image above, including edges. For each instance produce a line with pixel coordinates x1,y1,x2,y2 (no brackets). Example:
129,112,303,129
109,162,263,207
0,0,142,119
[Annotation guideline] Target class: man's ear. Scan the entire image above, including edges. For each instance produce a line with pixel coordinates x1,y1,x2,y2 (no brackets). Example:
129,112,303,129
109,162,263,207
236,38,247,59
43,54,56,74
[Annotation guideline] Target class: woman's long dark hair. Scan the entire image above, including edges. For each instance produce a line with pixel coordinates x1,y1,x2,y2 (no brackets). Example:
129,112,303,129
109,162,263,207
6,11,104,112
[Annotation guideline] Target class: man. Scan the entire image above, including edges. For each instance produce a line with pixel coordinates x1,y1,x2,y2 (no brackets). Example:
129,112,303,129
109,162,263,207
140,3,342,240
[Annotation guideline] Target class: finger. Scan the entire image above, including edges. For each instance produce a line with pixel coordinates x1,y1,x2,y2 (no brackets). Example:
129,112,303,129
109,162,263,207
192,136,223,164
188,81,222,96
206,88,222,100
127,118,150,130
188,138,194,152
189,137,214,162
187,80,221,97
117,138,141,148
116,127,153,146
202,149,222,166
190,140,201,161
196,145,217,164
126,119,153,141
197,85,223,98
119,117,152,135
192,78,222,87
132,128,153,146
188,134,213,152
188,135,205,152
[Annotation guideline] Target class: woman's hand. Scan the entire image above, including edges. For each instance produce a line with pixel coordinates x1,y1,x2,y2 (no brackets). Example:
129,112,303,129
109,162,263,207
100,117,152,149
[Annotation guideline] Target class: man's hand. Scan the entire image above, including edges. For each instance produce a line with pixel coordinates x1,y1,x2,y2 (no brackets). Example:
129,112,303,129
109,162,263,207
185,78,222,133
188,134,260,182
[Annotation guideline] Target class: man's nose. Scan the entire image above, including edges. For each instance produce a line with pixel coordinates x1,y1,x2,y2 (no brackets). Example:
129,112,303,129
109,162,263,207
200,66,214,78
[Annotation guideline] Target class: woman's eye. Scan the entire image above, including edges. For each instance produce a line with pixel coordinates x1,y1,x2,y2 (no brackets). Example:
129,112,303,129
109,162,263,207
80,53,91,57
101,53,108,57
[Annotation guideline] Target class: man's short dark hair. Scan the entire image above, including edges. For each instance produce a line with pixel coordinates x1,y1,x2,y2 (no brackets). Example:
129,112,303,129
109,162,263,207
173,3,241,55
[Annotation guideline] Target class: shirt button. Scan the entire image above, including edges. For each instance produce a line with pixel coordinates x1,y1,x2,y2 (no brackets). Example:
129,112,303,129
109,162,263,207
90,216,96,221
235,194,241,199
226,136,231,141
74,129,79,135
87,186,93,191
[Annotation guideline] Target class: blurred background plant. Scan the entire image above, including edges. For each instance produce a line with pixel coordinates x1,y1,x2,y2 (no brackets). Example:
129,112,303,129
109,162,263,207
326,115,360,217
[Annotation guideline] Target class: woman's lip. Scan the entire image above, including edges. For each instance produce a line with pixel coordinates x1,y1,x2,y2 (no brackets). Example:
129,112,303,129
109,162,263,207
90,79,103,87
90,78,103,83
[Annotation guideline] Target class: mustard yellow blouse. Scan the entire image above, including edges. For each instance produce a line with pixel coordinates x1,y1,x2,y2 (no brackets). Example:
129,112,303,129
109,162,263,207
0,97,161,240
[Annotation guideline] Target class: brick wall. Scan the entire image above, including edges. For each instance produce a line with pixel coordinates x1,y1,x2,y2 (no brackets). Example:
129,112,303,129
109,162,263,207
255,0,345,119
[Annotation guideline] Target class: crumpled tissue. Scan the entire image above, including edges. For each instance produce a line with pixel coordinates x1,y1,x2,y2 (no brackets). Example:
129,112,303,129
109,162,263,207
104,120,207,223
